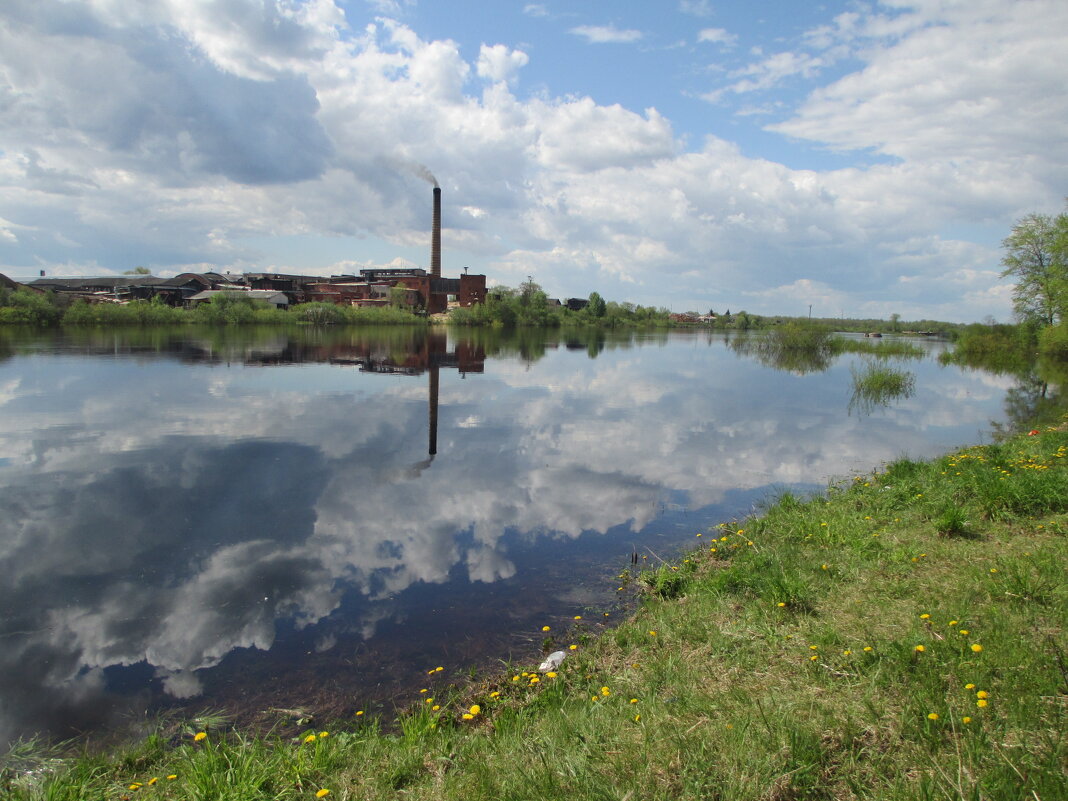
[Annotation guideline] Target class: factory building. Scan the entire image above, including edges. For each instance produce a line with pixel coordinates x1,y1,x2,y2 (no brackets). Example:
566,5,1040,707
25,185,486,314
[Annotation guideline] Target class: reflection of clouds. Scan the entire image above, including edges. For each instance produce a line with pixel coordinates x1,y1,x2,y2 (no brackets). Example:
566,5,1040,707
0,335,1012,745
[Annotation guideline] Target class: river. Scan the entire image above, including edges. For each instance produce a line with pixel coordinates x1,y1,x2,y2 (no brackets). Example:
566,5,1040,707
0,325,1015,747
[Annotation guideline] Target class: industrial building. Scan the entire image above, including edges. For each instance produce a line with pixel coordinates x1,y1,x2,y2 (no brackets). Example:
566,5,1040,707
23,186,487,314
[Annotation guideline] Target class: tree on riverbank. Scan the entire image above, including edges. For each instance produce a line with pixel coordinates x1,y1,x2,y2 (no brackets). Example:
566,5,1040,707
1000,207,1068,327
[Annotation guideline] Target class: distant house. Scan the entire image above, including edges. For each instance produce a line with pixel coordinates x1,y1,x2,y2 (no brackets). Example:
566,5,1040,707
565,298,589,311
187,289,289,310
128,272,241,306
27,275,157,301
0,273,21,292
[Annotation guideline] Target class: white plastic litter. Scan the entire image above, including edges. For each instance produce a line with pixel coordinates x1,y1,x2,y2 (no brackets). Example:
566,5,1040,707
538,650,566,672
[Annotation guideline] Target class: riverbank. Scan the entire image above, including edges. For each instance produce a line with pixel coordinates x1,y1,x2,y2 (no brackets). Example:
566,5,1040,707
4,422,1066,800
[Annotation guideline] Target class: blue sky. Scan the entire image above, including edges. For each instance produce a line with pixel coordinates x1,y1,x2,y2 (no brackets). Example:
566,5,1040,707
1,0,1066,321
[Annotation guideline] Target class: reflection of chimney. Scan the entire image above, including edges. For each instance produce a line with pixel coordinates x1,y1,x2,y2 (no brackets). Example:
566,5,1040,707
431,186,441,278
428,364,439,456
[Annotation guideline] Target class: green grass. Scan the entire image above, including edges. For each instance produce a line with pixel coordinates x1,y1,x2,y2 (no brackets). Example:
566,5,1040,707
4,423,1067,801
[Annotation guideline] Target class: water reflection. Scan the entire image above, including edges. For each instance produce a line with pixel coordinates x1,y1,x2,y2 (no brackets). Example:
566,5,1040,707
0,326,1016,747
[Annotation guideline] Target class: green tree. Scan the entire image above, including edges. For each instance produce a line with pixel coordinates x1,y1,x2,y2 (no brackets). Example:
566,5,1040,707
1000,209,1068,326
587,291,607,318
389,285,410,309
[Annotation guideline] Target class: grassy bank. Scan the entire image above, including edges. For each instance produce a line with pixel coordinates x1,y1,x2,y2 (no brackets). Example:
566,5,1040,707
4,424,1066,800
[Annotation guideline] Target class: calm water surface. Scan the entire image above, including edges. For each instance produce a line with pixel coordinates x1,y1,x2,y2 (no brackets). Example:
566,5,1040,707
0,326,1014,746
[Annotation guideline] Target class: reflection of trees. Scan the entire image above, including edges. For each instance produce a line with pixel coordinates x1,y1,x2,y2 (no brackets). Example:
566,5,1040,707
995,360,1068,437
941,344,1068,437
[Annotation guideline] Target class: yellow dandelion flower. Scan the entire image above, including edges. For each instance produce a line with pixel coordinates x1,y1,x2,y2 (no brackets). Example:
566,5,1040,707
976,691,988,699
318,731,329,738
919,614,930,619
591,695,599,702
863,646,873,652
425,698,433,704
959,629,969,635
777,602,786,607
965,683,975,689
462,713,474,720
166,775,177,781
977,699,988,708
633,714,641,722
432,704,440,711
574,615,582,620
927,713,939,720
356,710,364,716
962,716,972,724
648,630,657,636
304,734,317,744
129,783,143,790
630,698,638,704
435,666,444,672
842,650,851,656
545,671,557,678
469,704,481,715
569,644,578,650
512,675,520,682
420,688,428,693
810,645,818,650
316,790,330,798
914,645,925,652
147,778,158,786
601,687,611,696
809,655,818,661
821,564,829,570
541,626,551,632
949,620,958,626
989,568,998,574
970,643,983,653
490,691,501,697
193,732,207,742
530,676,540,684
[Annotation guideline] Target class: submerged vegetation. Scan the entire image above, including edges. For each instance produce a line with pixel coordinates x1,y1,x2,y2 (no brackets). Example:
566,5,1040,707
4,420,1066,800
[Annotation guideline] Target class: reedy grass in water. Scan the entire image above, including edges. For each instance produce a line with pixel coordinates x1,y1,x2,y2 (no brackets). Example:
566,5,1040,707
849,361,916,414
5,425,1067,801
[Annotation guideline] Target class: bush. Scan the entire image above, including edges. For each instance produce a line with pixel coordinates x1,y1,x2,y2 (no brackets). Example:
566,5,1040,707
1037,322,1068,361
62,298,185,325
0,288,63,325
193,292,263,324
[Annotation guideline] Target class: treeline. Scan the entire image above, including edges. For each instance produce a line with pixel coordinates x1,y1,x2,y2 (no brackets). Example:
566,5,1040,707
0,289,424,327
447,283,672,328
0,283,673,329
942,202,1068,367
696,311,958,336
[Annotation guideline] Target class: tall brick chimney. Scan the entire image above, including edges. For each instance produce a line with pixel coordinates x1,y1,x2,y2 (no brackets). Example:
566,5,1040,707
431,186,441,278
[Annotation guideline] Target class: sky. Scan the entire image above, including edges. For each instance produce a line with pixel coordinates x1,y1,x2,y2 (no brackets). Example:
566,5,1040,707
1,0,1066,322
